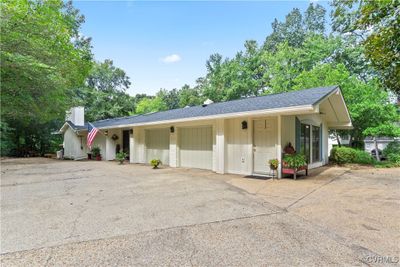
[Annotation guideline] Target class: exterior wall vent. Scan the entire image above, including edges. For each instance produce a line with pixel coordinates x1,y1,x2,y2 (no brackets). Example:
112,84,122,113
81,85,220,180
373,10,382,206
202,99,214,107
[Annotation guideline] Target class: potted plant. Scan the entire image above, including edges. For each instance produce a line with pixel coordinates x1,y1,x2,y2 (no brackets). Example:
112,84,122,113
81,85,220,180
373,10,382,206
116,151,127,164
282,153,308,180
268,158,279,179
150,159,162,169
91,146,102,161
269,159,279,170
283,154,307,169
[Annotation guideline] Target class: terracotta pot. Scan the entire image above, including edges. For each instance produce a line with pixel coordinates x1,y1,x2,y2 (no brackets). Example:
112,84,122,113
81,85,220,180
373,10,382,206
96,155,102,161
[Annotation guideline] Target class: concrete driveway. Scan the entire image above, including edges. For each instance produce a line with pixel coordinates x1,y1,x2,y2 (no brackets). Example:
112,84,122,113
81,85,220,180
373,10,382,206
1,158,399,266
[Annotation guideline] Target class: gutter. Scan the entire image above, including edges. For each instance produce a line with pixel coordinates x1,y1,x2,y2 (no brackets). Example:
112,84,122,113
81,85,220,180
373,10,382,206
92,104,315,130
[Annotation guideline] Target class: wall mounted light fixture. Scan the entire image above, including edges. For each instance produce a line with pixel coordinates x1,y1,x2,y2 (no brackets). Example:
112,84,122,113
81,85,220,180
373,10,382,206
170,126,175,133
104,130,109,136
241,120,248,129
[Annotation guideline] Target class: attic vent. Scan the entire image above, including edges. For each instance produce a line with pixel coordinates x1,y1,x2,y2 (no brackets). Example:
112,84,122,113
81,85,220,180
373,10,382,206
202,99,214,107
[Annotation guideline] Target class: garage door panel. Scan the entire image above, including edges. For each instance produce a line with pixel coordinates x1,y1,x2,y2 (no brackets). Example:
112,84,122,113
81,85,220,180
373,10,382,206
146,128,170,165
179,127,212,170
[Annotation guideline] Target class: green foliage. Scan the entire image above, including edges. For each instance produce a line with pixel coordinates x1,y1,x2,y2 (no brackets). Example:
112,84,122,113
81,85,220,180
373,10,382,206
374,161,400,168
330,147,374,165
353,150,374,165
0,121,16,156
363,124,400,138
330,147,356,164
74,60,135,121
293,63,399,144
116,151,128,164
268,159,279,170
1,0,92,156
383,141,400,157
91,146,101,157
332,0,400,93
383,141,400,164
135,97,167,115
150,159,162,169
178,84,204,107
283,154,307,169
1,0,92,125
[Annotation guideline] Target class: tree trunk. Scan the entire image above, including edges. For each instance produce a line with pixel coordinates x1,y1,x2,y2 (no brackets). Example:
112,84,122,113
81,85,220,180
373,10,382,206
334,131,341,147
374,136,380,161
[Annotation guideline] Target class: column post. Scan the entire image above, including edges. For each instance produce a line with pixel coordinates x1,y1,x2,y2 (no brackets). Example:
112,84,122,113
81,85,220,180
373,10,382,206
129,128,134,163
169,126,178,167
277,115,282,179
215,119,225,174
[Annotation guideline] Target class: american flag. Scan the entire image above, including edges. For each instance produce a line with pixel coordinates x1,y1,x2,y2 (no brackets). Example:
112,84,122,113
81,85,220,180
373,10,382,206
87,123,99,149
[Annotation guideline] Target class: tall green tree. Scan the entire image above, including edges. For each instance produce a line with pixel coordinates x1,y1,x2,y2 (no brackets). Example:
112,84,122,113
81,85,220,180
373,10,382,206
0,0,92,155
74,60,135,121
135,97,167,115
178,84,203,107
1,0,92,124
332,0,400,93
293,63,399,146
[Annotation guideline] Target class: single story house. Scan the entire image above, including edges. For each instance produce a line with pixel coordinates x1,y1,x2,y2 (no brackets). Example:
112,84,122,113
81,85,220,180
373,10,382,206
364,137,399,154
59,86,352,178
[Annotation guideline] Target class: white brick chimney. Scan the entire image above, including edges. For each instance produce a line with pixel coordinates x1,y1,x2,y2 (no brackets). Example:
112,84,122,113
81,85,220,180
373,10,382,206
66,106,85,126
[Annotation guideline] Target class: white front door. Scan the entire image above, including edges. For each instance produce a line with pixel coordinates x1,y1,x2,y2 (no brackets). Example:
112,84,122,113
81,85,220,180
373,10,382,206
253,118,277,174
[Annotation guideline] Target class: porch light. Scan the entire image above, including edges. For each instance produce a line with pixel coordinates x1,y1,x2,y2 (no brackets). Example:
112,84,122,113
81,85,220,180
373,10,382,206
170,126,175,133
104,130,108,136
241,121,248,129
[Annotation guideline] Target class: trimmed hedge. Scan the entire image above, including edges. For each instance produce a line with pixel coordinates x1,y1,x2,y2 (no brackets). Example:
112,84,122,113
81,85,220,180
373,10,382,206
330,147,374,165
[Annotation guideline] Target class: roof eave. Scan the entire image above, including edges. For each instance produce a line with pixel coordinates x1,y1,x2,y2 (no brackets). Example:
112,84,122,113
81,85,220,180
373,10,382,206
96,104,315,130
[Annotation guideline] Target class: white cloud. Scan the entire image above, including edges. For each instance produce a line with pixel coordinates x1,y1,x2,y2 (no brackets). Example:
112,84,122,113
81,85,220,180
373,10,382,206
161,54,182,63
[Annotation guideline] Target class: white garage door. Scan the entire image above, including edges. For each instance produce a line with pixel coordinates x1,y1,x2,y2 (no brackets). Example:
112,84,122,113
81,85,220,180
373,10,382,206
146,128,170,165
179,126,213,170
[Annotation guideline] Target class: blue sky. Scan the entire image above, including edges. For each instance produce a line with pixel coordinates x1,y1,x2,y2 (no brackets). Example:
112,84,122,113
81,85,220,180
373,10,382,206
74,1,331,96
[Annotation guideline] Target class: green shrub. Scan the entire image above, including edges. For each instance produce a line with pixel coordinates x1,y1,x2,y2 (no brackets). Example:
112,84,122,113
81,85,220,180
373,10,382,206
353,150,374,164
330,147,357,164
116,151,128,164
330,147,374,165
383,141,400,163
387,153,400,164
283,154,307,169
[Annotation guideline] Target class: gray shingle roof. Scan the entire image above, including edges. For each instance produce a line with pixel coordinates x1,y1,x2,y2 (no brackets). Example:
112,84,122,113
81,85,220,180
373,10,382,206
73,86,338,130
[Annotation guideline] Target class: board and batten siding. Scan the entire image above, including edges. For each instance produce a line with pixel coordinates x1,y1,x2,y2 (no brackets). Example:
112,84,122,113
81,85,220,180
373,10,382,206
225,118,252,175
281,115,296,149
145,128,170,165
63,127,87,159
179,126,213,170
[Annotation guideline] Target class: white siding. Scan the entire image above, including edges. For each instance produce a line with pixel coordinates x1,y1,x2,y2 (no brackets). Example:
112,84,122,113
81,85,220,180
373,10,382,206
145,128,170,165
91,133,106,160
104,128,121,161
179,126,213,170
63,128,87,159
226,118,252,175
281,115,295,148
169,128,178,167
